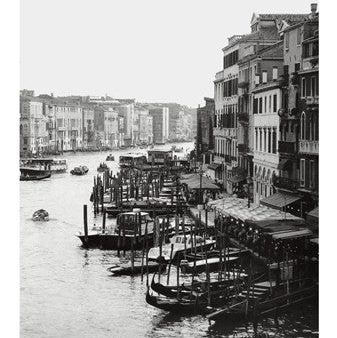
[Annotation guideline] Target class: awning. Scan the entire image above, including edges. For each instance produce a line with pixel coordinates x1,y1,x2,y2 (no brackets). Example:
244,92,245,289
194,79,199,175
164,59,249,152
228,175,246,184
181,174,220,190
307,207,318,219
208,163,222,171
277,159,292,170
306,206,319,228
272,228,312,240
260,192,302,210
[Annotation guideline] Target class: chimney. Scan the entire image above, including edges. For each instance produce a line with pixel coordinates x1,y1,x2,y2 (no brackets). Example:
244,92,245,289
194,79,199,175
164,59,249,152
311,3,317,14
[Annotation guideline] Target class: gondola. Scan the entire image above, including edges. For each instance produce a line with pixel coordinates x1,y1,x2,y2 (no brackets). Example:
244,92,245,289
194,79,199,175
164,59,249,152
107,261,166,276
145,289,213,314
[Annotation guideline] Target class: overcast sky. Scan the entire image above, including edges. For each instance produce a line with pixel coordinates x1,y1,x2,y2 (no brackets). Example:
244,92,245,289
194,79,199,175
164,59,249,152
20,0,312,107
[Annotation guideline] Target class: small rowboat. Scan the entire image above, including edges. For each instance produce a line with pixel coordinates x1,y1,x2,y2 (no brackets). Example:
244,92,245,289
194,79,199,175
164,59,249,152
32,209,49,221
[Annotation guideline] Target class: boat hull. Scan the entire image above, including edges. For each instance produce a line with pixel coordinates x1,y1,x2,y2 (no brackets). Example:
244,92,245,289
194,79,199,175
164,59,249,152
77,233,154,250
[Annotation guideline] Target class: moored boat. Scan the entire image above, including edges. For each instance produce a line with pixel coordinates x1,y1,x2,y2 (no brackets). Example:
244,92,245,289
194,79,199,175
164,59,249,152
148,234,216,262
20,158,67,173
70,166,89,175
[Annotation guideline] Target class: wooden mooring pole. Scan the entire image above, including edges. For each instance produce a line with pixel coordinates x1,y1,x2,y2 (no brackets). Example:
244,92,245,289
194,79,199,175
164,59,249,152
83,204,88,244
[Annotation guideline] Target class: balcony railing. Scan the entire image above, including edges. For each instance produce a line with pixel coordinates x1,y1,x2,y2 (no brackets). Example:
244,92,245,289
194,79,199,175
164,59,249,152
278,141,297,154
299,140,319,155
273,176,300,191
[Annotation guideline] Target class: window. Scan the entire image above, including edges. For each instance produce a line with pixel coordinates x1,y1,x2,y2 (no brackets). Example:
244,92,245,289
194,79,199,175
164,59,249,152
300,159,306,187
269,95,272,112
268,129,271,153
24,137,28,145
273,94,277,112
264,97,267,113
311,76,317,97
295,63,300,72
259,98,263,114
285,32,289,49
309,160,315,189
272,67,278,80
301,112,306,140
255,128,258,150
259,129,262,151
272,129,277,153
255,74,260,85
301,78,306,97
262,71,267,83
297,28,301,45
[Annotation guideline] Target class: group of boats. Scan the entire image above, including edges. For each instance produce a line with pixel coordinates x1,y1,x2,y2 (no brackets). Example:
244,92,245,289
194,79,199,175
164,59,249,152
75,152,318,324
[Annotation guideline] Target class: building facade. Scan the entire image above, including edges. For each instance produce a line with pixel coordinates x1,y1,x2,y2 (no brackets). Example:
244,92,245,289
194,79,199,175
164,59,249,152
149,107,169,144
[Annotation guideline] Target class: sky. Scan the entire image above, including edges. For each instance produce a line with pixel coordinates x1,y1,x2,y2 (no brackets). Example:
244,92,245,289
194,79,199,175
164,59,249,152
20,0,313,107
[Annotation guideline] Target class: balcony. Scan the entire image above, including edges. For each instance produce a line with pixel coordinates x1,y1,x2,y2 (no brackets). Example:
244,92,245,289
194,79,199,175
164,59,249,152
303,96,319,106
215,70,224,81
299,140,319,155
278,141,297,154
273,176,300,191
237,143,249,153
213,128,237,138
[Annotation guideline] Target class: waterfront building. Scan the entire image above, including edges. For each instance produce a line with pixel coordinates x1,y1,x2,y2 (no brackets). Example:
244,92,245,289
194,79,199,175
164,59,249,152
250,43,284,204
82,107,95,149
149,107,169,144
20,97,48,155
196,97,215,168
138,110,153,144
115,102,135,146
297,12,319,210
214,25,279,194
94,107,119,148
55,104,83,151
262,4,318,217
213,11,310,195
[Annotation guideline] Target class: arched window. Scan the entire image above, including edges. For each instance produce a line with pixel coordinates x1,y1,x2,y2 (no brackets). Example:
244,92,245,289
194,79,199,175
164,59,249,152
262,167,266,181
300,112,306,140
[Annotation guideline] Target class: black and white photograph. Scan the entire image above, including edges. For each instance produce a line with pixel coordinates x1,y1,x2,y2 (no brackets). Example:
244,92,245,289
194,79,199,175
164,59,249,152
1,0,329,337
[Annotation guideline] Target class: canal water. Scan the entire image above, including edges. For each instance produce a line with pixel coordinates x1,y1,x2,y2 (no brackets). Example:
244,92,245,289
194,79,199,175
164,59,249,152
20,142,318,338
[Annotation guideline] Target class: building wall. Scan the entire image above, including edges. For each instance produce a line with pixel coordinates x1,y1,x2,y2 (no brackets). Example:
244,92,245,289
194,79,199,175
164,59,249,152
253,86,281,203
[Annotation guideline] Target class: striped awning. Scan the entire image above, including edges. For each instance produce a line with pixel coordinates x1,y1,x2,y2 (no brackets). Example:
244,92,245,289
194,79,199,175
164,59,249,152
260,192,302,210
